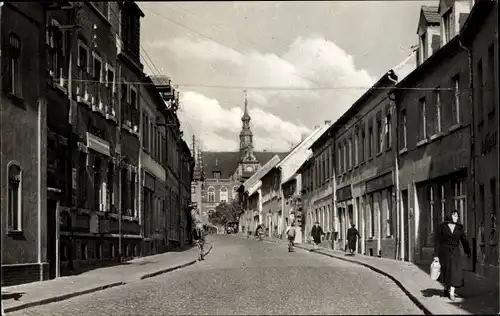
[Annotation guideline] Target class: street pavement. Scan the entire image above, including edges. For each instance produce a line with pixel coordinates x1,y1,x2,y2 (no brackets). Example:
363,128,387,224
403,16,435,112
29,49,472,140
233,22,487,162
8,235,422,315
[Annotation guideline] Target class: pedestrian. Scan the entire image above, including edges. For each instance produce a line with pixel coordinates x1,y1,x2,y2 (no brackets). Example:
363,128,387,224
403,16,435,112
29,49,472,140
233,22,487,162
347,224,361,255
193,222,206,261
285,222,297,252
310,221,325,251
433,210,471,301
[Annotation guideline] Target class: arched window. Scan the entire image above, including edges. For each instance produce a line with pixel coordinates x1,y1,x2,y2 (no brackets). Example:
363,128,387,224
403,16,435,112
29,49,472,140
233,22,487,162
232,186,239,200
8,163,22,232
8,33,22,96
220,186,228,203
208,186,215,202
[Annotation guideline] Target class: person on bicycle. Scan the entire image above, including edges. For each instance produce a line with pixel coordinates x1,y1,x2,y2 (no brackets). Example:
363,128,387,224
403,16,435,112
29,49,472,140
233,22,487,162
256,225,264,240
285,222,297,252
192,223,206,260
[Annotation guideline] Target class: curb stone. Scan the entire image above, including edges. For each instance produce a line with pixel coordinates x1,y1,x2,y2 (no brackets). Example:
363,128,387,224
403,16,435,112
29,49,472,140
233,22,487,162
4,251,210,314
4,282,125,313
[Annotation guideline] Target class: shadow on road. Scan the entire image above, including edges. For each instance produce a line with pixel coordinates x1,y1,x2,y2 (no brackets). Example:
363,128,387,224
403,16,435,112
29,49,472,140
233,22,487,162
421,288,443,298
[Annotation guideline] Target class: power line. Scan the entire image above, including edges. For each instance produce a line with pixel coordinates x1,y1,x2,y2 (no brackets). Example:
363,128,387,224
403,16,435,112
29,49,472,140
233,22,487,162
62,77,459,91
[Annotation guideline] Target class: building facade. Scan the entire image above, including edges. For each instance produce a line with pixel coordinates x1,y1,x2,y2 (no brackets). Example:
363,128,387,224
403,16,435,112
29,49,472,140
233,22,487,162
1,1,194,287
394,0,472,265
1,2,48,285
460,0,499,279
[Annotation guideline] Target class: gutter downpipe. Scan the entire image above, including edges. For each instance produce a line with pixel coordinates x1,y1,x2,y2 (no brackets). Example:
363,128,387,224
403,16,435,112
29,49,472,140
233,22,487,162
1,3,4,316
387,71,401,261
459,37,476,272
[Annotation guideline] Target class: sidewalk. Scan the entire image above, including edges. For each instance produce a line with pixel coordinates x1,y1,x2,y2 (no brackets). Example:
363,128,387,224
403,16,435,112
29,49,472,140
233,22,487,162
2,246,204,314
246,234,498,315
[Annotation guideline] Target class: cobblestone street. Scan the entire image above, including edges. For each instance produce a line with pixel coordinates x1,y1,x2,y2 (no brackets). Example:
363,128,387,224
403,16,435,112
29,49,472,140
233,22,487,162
8,235,422,315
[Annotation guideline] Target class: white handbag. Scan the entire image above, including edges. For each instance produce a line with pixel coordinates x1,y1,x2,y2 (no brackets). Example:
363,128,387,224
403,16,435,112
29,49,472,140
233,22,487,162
430,258,441,281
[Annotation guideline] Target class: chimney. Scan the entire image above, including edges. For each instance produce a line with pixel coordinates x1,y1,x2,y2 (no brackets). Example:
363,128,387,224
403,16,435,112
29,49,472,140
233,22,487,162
325,120,331,125
301,133,308,141
314,125,320,129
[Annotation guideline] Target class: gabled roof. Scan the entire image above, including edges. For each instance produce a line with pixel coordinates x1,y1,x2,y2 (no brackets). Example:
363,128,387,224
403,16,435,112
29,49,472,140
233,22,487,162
422,6,441,24
247,180,262,197
277,125,330,169
243,155,281,192
202,151,287,179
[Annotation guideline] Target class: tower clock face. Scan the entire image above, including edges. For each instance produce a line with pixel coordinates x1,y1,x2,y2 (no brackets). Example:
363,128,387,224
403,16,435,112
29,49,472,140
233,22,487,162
246,166,253,172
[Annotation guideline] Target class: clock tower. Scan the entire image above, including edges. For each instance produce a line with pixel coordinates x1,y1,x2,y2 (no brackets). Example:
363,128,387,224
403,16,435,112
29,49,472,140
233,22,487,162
239,91,259,177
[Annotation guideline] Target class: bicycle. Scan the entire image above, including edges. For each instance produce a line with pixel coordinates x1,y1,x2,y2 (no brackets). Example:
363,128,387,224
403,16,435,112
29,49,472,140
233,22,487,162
288,239,295,252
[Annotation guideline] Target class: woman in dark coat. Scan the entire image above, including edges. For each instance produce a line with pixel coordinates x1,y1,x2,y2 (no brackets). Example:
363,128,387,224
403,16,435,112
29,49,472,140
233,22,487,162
311,222,325,251
433,210,471,301
347,224,361,255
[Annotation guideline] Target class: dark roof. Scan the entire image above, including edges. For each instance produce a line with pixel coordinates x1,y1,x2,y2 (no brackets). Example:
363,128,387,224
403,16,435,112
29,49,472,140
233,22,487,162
202,151,288,179
422,6,441,24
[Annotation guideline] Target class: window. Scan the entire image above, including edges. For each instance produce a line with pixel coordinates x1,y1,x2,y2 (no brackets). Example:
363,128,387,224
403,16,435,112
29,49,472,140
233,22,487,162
418,98,427,140
213,171,221,179
420,32,427,61
7,33,22,96
130,86,138,109
377,116,383,153
94,156,102,211
348,138,352,169
337,145,342,173
399,109,408,149
343,141,347,171
97,244,102,259
452,75,461,124
360,131,365,162
208,209,215,217
385,113,391,149
81,243,88,260
487,44,496,114
354,133,359,166
370,196,375,237
386,188,393,237
47,20,66,87
442,9,453,44
208,187,215,202
78,152,88,208
106,163,114,212
368,126,373,158
452,179,467,231
480,184,485,227
131,172,137,218
439,184,446,222
105,64,116,115
477,59,484,122
77,42,89,101
8,163,22,232
428,186,435,234
220,186,228,203
142,113,149,151
93,53,103,82
435,89,442,134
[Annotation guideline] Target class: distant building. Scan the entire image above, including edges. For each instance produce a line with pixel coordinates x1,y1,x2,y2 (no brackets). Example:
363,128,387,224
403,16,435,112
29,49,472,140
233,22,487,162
195,93,287,224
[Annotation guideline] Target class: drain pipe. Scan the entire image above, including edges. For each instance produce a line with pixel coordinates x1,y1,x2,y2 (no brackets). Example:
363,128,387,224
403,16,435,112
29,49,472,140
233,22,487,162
387,70,401,261
459,37,476,272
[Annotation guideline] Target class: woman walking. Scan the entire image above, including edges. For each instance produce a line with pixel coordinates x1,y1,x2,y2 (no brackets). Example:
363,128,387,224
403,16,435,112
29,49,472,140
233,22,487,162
433,210,471,301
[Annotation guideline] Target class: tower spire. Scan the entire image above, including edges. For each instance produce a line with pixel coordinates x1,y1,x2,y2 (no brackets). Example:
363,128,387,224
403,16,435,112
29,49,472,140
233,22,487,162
242,90,250,122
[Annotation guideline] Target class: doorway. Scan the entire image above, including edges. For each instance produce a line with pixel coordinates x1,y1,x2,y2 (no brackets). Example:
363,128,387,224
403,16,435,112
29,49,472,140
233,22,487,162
401,190,410,262
47,199,58,279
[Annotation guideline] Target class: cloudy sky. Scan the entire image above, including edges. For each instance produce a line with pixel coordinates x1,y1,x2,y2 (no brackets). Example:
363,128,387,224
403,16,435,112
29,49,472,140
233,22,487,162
139,1,433,152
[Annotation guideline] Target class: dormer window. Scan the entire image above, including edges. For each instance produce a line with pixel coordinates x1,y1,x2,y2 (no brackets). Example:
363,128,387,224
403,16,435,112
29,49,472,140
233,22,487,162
213,171,221,179
420,31,428,61
442,9,453,44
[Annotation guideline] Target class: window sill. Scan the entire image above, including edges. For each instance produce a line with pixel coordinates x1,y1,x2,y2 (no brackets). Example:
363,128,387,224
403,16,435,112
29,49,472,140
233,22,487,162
7,229,23,236
92,104,107,118
122,124,139,138
399,148,408,155
429,132,444,141
376,152,383,157
449,123,462,132
106,113,118,124
385,146,392,153
77,95,92,108
416,139,428,147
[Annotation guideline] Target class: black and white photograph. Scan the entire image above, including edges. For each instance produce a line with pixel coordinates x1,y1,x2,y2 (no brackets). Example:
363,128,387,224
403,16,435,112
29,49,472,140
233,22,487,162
0,1,499,315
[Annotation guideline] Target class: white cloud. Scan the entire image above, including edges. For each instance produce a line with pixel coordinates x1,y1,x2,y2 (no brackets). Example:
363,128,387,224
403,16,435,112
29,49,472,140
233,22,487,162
177,91,311,152
146,35,378,152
